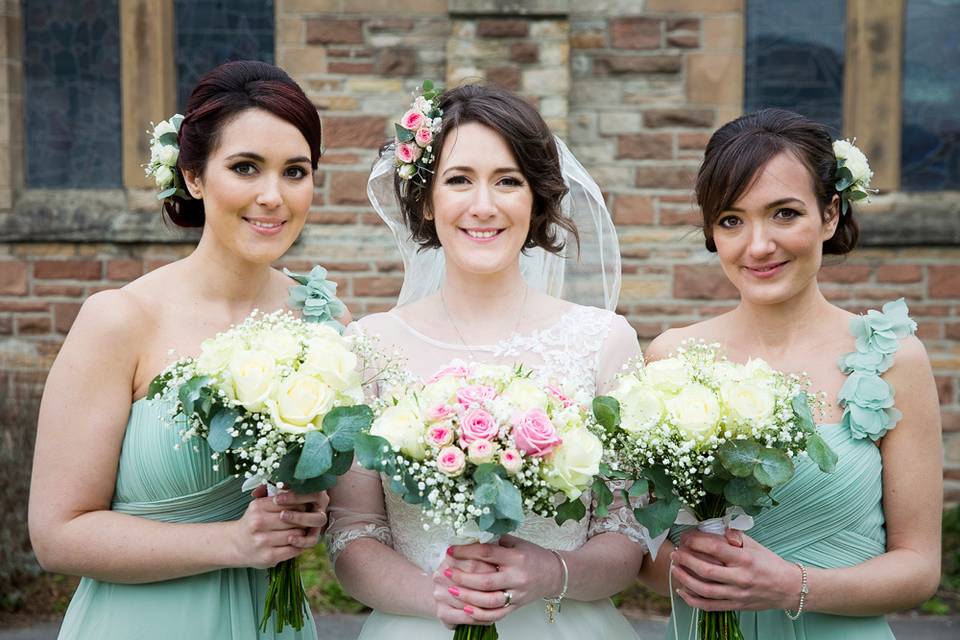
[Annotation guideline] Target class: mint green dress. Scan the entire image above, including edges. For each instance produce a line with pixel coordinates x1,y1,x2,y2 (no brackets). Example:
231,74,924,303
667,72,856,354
58,266,345,640
667,299,917,640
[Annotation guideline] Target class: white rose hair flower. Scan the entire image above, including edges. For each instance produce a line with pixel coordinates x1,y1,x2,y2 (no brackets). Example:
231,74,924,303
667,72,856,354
833,138,877,216
143,113,193,204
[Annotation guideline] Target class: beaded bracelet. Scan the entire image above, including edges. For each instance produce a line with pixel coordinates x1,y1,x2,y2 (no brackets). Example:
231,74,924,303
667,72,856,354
785,561,809,621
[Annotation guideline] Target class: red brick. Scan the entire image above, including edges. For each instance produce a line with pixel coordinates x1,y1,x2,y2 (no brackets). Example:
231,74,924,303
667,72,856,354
376,47,417,76
307,211,359,225
943,410,960,433
678,132,712,150
360,212,383,225
667,33,699,48
353,276,403,297
660,206,700,226
571,31,607,49
487,65,521,91
610,17,661,50
145,259,174,273
946,322,960,340
635,165,699,189
644,108,714,128
917,321,941,341
510,42,539,63
0,300,48,312
323,116,388,149
935,376,955,405
908,303,952,317
319,153,362,165
374,261,404,273
367,18,414,32
106,259,143,281
595,55,682,75
668,17,700,30
53,302,82,334
0,315,11,335
16,314,51,335
306,19,364,45
329,61,376,74
818,264,871,283
0,261,28,295
33,284,85,297
327,47,374,58
477,19,528,38
330,172,370,206
673,265,739,300
856,288,922,301
34,260,102,280
312,190,326,207
617,133,673,160
929,266,960,298
875,264,922,283
613,194,655,225
630,321,664,340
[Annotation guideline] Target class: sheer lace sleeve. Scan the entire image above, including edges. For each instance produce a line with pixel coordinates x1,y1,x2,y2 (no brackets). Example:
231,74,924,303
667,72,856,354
325,463,393,566
595,314,642,394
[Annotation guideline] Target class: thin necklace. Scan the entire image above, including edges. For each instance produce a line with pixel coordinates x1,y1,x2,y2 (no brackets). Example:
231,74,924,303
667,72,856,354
440,284,529,360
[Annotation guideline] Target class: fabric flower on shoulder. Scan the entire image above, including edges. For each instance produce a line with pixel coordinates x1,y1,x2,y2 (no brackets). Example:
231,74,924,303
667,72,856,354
837,349,893,376
849,298,917,356
838,370,902,441
285,266,346,332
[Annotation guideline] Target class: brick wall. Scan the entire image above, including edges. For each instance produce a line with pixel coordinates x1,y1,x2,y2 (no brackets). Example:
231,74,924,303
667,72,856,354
1,0,958,506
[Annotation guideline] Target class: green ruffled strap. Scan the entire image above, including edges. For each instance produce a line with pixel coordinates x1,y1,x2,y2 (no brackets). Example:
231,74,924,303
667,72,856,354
285,265,347,334
836,298,917,441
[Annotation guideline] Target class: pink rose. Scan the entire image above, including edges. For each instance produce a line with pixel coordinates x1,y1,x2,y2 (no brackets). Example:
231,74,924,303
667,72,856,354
546,385,574,408
401,109,426,131
436,446,466,476
415,127,433,148
428,365,471,384
427,404,454,422
500,448,522,475
459,409,499,445
395,142,422,164
512,408,561,457
427,423,455,447
456,384,497,409
467,439,497,464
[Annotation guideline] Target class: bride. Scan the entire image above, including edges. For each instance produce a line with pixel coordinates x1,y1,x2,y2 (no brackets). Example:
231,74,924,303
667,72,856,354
324,83,655,638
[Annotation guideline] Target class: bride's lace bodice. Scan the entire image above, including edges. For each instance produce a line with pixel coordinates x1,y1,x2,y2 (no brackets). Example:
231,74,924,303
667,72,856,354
326,304,650,572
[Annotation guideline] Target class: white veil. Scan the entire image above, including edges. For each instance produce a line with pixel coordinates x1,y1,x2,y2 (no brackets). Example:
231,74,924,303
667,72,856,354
366,136,621,311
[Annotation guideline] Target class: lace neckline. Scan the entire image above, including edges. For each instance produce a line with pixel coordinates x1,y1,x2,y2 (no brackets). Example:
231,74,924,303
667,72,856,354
386,304,583,351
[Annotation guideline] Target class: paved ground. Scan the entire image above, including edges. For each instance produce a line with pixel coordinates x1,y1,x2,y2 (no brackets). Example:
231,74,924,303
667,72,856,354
1,613,957,638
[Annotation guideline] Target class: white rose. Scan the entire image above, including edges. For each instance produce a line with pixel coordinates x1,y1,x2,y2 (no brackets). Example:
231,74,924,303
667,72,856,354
302,343,360,392
613,381,665,437
721,381,775,425
228,349,277,412
154,119,177,138
370,402,427,460
153,164,173,188
667,384,721,440
742,358,775,382
645,358,690,393
833,139,873,185
711,360,746,383
196,336,237,375
501,378,549,411
157,144,178,166
544,427,603,499
269,372,335,434
397,163,416,180
260,327,302,365
421,376,460,407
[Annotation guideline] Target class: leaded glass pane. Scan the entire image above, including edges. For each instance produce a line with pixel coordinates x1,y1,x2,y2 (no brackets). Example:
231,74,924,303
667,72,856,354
901,0,960,191
744,0,846,136
174,0,275,110
22,0,122,188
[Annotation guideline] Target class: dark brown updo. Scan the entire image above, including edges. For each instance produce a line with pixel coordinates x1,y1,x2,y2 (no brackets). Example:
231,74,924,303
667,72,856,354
164,60,322,227
392,83,578,254
696,108,859,255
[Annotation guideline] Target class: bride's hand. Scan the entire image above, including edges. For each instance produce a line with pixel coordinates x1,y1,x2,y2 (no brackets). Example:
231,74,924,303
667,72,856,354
438,535,565,624
432,547,499,628
671,529,803,612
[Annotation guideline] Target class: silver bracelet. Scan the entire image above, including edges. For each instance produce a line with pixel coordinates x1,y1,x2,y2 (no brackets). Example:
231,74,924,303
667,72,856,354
543,549,568,623
784,561,809,621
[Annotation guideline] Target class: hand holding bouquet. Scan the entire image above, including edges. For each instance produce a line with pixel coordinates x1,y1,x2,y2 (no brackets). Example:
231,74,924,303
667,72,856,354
355,363,607,640
150,310,375,632
594,340,837,640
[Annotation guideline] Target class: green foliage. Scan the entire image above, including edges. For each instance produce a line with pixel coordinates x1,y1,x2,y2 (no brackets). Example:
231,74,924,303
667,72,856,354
806,432,838,473
473,464,524,534
323,405,373,453
592,396,621,432
791,393,816,433
555,496,586,526
207,407,238,452
295,431,333,479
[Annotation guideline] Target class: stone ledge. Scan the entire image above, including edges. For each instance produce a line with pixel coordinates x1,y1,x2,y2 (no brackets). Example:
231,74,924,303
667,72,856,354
448,0,569,16
857,192,960,247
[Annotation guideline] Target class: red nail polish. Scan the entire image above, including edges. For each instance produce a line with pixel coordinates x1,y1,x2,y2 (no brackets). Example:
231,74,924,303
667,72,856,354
463,606,474,615
443,568,453,579
448,586,460,597
446,546,454,556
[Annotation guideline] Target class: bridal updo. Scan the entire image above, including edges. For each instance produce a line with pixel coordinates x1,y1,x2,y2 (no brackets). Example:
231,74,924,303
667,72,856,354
696,108,860,256
164,60,323,228
394,83,578,254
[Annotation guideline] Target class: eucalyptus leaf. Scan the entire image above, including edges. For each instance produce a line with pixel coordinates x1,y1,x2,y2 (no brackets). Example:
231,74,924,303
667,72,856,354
645,467,676,500
702,474,727,495
493,476,524,523
395,124,415,143
290,473,337,493
328,448,354,476
592,478,613,518
207,407,239,452
592,396,621,431
147,371,173,399
355,433,391,470
806,432,838,473
555,497,587,526
724,476,768,507
753,447,795,488
274,449,300,487
792,393,816,433
155,187,177,201
323,405,373,452
474,482,498,505
717,439,762,478
633,496,681,538
599,462,631,480
178,375,211,418
627,478,650,498
848,190,869,201
294,431,333,479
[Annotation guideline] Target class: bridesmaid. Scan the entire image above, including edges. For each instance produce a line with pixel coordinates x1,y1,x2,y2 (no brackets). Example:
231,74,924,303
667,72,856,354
640,109,942,638
29,61,342,639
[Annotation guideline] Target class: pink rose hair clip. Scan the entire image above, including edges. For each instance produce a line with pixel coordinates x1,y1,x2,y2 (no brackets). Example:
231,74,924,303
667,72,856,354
394,80,443,194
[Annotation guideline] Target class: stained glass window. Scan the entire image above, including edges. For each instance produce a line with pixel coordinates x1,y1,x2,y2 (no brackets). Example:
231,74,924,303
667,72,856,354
174,0,275,110
22,0,122,188
744,0,846,137
901,0,960,191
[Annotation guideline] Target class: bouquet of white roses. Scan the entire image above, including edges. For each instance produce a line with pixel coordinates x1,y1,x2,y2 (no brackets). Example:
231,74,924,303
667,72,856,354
593,340,836,640
149,309,375,633
355,363,608,640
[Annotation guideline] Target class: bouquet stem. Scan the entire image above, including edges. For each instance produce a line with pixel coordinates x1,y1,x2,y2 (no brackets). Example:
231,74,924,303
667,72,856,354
259,557,308,632
697,610,744,640
453,623,498,640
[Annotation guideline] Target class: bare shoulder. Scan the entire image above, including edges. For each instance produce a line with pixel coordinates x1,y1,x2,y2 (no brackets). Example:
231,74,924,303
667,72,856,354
645,316,726,362
69,287,151,345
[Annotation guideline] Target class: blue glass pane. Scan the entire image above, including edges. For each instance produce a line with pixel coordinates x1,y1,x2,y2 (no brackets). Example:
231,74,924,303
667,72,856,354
901,0,960,191
174,0,275,110
22,0,122,188
744,0,846,136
